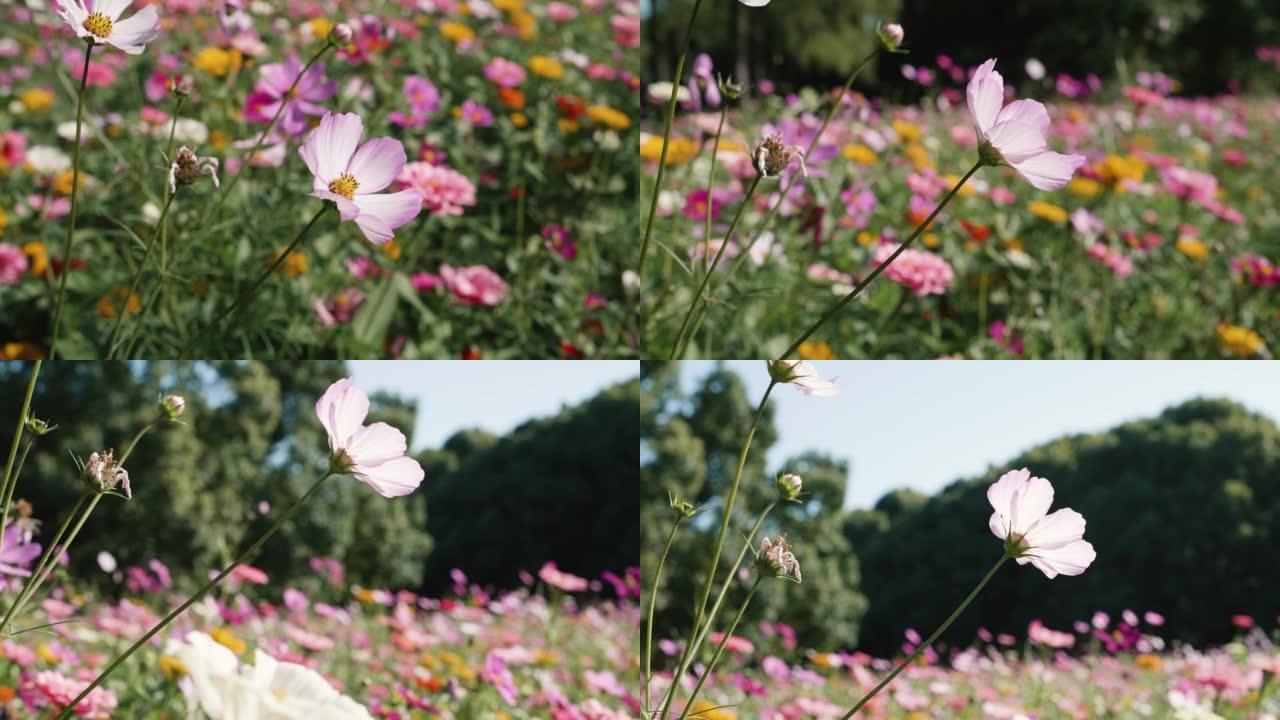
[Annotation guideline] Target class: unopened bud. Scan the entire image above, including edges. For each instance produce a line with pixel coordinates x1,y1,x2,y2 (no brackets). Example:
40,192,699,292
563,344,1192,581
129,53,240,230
668,491,698,519
23,416,54,436
161,394,186,419
718,75,744,101
776,473,802,502
332,23,353,44
879,22,905,51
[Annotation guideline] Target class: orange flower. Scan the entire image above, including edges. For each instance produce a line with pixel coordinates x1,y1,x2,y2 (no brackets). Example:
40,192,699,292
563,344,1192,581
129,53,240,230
497,87,525,110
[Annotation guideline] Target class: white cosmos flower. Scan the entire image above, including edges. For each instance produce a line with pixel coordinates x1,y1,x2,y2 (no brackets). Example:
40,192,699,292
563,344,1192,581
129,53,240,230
987,468,1096,579
766,360,839,396
55,0,161,55
25,145,71,174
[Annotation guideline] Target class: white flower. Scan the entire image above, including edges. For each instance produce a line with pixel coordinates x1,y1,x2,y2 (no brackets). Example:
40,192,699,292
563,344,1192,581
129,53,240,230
96,551,117,573
25,145,72,174
1024,58,1046,81
54,0,161,55
766,360,839,396
987,468,1096,578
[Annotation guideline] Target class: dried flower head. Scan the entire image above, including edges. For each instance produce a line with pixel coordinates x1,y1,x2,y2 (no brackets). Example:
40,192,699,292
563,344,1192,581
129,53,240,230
753,132,806,179
84,449,131,499
755,535,801,583
168,146,220,194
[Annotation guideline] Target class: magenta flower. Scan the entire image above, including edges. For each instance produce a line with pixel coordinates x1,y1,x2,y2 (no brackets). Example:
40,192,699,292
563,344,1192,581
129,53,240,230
440,264,509,306
299,113,423,245
55,0,160,55
315,378,425,498
244,56,337,136
0,523,41,577
988,468,1096,578
483,57,527,88
459,100,495,128
0,244,29,286
388,75,441,128
396,162,477,217
967,59,1085,190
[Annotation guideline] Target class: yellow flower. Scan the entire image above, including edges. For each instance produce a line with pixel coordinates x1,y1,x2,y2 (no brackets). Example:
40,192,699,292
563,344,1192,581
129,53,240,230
892,119,922,143
856,231,874,247
209,627,247,655
159,655,188,679
903,143,931,170
274,246,308,277
1068,177,1102,198
1095,154,1146,186
1135,654,1163,671
797,340,835,360
943,173,977,197
1002,237,1023,252
354,587,376,604
556,118,578,133
0,207,6,234
922,233,941,248
20,88,53,112
492,0,523,10
383,240,402,261
210,130,231,151
53,169,84,196
193,47,240,77
97,288,141,319
639,136,698,166
37,644,58,664
0,343,44,360
1218,324,1266,358
532,649,560,665
841,143,876,165
1175,235,1208,261
505,112,526,128
688,700,735,720
440,21,476,43
23,242,48,278
307,17,333,40
511,11,536,39
528,55,564,79
1027,200,1069,224
586,105,630,131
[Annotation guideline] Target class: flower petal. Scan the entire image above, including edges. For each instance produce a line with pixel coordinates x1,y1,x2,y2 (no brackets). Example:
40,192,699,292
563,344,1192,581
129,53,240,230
345,422,407,467
986,468,1029,537
106,4,161,54
310,190,359,221
1029,539,1096,579
1009,473,1054,535
347,138,407,194
355,456,424,498
995,99,1050,135
314,378,367,450
1009,151,1087,191
965,58,1003,136
304,112,362,184
95,0,131,21
352,190,423,241
1023,507,1086,550
984,119,1047,164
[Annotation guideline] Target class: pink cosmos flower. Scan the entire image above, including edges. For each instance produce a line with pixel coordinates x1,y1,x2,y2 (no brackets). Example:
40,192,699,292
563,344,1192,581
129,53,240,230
0,523,41,577
1,130,28,169
987,468,1096,578
396,162,477,217
766,360,839,396
967,58,1085,190
546,1,577,21
20,670,117,719
388,75,441,128
55,0,161,55
244,56,337,136
484,57,527,88
313,288,366,326
459,100,495,128
299,112,423,245
872,243,954,296
0,244,29,286
315,378,425,498
440,264,509,306
538,562,589,592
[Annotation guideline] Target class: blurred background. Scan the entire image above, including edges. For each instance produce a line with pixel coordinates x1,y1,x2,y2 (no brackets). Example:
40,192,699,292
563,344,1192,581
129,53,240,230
642,0,1280,98
0,360,639,596
642,361,1280,656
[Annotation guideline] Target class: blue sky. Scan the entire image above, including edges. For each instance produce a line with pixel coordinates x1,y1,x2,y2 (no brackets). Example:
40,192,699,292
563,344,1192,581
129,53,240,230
350,361,638,450
678,361,1280,509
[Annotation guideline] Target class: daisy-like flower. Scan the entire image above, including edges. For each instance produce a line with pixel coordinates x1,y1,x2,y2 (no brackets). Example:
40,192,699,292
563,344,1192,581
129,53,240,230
299,113,423,245
766,360,839,396
315,378,424,498
967,58,1086,190
55,0,161,55
988,468,1096,578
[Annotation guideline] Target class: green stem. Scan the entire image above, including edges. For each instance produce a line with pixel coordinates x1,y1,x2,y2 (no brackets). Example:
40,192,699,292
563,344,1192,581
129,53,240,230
0,439,34,557
700,105,729,278
780,161,983,360
839,555,1009,719
107,192,175,358
714,50,880,298
638,0,705,272
47,42,94,360
656,385,774,720
0,360,40,558
3,493,100,632
643,518,682,713
158,95,185,293
54,472,336,719
205,43,333,219
670,174,762,358
179,204,331,358
678,577,763,719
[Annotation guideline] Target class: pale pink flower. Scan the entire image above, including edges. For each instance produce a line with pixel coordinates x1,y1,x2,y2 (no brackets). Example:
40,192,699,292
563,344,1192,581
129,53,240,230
987,468,1096,578
55,0,161,55
0,523,41,577
766,360,839,396
20,670,118,719
298,112,423,245
538,561,589,592
872,243,954,296
967,58,1085,190
484,57,526,88
440,264,509,306
315,378,425,498
0,244,29,285
396,162,477,217
244,56,337,136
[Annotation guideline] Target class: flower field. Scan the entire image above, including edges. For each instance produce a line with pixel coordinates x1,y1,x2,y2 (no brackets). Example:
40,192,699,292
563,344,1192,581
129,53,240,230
0,0,639,359
641,49,1280,359
658,614,1280,720
0,557,639,718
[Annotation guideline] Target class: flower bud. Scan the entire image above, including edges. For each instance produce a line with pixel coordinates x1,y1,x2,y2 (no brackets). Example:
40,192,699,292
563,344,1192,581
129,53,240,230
23,416,54,436
717,75,745,101
755,535,801,583
84,449,131,500
879,22,905,51
668,491,698,519
332,23,353,44
776,473,803,502
752,132,806,179
161,394,186,419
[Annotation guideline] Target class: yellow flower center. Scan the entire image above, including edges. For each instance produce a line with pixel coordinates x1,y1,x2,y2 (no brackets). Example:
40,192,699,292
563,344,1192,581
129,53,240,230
328,173,359,200
83,12,113,38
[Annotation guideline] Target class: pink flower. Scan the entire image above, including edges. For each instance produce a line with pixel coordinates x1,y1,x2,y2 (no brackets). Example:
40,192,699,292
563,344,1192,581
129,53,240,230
0,523,40,576
546,1,578,21
55,0,161,55
396,162,477,217
1,130,28,169
538,561,589,592
459,100,495,128
871,243,954,296
20,670,117,719
440,264,508,306
967,58,1085,190
542,223,577,260
313,288,366,326
484,57,527,88
299,112,423,245
410,272,442,291
315,378,425,498
0,244,29,286
987,468,1096,578
1160,165,1218,204
244,56,337,136
388,75,440,128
